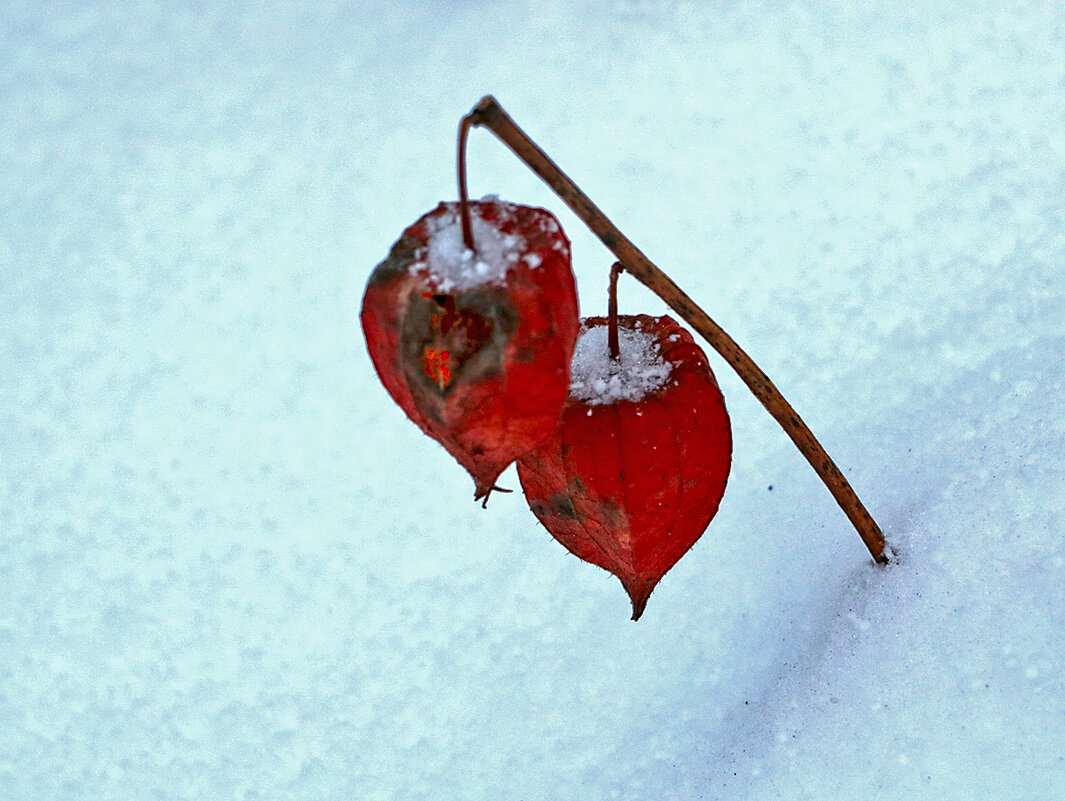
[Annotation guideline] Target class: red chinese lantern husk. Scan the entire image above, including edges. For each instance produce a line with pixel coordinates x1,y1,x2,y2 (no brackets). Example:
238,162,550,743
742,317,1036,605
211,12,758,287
361,200,580,500
517,315,732,619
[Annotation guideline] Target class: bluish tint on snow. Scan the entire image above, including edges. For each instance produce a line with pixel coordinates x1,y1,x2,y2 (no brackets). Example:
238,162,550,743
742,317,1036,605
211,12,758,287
2,1,1064,799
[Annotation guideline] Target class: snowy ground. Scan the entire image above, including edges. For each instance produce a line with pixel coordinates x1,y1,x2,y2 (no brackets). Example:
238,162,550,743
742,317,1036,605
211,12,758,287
3,2,1064,799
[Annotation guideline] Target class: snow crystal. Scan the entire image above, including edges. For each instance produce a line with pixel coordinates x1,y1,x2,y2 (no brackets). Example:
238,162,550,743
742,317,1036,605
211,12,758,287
420,201,527,291
568,324,672,405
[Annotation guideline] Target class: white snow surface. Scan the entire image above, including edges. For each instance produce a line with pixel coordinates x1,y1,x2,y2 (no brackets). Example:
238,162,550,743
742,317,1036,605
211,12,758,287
419,199,527,291
569,323,672,405
3,2,1065,800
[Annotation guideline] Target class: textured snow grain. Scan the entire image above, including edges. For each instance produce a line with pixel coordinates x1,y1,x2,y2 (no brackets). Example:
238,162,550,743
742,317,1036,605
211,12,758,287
569,324,672,405
420,200,527,291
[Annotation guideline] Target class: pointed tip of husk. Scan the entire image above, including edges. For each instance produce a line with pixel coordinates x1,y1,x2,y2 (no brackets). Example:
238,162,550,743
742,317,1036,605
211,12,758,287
623,576,657,622
471,470,504,503
473,481,513,507
630,600,647,622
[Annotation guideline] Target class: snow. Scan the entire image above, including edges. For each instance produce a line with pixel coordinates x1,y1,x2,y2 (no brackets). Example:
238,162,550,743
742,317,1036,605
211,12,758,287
3,2,1065,800
569,322,672,405
418,199,527,291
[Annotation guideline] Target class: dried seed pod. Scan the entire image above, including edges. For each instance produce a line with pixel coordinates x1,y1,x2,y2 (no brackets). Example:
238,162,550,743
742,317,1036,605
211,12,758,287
361,199,580,500
518,315,732,619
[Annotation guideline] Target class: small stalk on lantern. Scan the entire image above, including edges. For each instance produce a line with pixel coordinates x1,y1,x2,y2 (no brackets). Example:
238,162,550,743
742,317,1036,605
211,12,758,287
457,113,477,253
460,95,891,565
607,262,624,361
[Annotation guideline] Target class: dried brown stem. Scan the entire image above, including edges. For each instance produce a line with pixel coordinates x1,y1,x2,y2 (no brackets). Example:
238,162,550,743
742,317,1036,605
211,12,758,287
457,113,476,252
466,95,889,565
607,262,623,360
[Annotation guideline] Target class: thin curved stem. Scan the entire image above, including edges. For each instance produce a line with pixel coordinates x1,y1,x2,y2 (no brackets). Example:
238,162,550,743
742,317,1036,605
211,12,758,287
465,95,890,565
608,262,623,360
457,113,476,252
